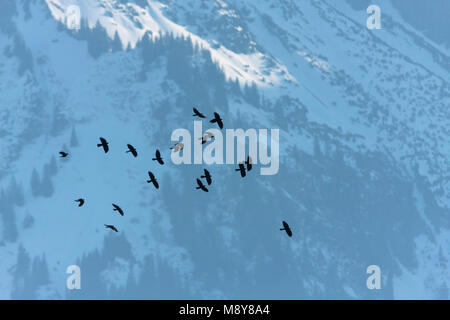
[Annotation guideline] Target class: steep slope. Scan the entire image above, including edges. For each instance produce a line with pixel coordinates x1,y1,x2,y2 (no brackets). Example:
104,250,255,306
0,0,449,299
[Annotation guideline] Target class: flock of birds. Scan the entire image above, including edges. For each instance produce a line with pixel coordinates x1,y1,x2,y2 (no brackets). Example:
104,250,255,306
58,107,293,238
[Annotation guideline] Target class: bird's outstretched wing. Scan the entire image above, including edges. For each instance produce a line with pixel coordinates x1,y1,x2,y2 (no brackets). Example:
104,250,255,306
112,204,124,215
210,113,223,129
286,229,292,237
147,172,159,189
246,156,252,171
193,107,206,118
98,138,109,153
153,150,164,164
281,221,292,237
236,164,246,177
196,179,208,192
105,224,116,231
203,169,212,185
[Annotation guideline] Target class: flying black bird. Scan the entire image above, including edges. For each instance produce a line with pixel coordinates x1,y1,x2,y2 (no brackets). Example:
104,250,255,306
170,142,184,152
59,151,69,158
245,156,252,172
199,132,214,144
210,112,223,129
126,144,138,157
147,171,159,189
97,137,109,153
196,178,209,192
235,163,246,178
105,224,118,232
280,221,292,237
74,198,85,207
112,204,124,216
152,149,164,165
192,107,206,118
201,169,212,185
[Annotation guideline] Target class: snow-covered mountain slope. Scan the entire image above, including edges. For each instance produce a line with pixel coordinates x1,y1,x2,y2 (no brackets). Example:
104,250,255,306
45,0,292,87
0,0,449,299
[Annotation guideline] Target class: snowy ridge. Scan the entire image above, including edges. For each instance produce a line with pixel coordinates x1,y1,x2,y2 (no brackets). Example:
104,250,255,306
45,0,292,86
